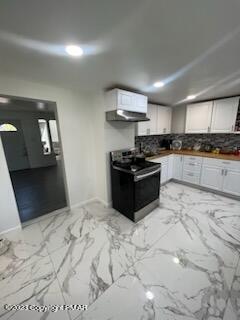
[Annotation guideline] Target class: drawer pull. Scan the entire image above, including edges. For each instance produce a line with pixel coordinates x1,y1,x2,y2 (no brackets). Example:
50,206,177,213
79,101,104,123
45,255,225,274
189,163,196,166
187,173,194,177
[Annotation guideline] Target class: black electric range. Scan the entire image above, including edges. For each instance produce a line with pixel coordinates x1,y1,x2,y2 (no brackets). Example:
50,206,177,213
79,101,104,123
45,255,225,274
110,148,161,222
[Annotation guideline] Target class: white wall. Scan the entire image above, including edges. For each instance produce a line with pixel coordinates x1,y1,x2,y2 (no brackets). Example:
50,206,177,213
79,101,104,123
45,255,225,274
0,138,20,234
92,93,135,206
0,74,96,233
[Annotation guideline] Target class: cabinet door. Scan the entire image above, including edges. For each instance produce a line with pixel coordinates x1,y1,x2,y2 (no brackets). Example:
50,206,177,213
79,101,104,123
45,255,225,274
117,90,135,112
211,98,239,133
135,94,148,114
222,169,240,196
137,104,157,136
173,155,183,180
161,162,169,184
157,106,172,134
168,155,174,180
137,120,149,136
200,166,224,191
185,102,213,133
148,104,158,135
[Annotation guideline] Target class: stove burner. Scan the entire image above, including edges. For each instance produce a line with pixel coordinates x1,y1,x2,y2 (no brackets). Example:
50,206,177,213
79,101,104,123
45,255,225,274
116,159,132,165
130,165,139,172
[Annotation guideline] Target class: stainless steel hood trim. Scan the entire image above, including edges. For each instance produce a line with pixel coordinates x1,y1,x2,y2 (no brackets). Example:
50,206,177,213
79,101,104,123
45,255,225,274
106,110,150,122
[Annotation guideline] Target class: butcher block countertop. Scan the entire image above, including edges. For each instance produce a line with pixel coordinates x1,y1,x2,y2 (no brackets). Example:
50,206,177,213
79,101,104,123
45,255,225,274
146,150,240,161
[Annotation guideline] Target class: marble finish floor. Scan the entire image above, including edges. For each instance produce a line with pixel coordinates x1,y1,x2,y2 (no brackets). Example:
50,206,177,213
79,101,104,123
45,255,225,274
0,182,240,320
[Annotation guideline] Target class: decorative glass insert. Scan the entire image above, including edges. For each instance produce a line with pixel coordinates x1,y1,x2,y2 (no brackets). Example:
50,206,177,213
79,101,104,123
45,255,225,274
0,123,17,132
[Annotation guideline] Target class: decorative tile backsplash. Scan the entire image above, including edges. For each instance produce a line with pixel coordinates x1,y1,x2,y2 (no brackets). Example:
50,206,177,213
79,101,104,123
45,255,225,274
135,133,240,152
235,103,240,132
136,105,240,152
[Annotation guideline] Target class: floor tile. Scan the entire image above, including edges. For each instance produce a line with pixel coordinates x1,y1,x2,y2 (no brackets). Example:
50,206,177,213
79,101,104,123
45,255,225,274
223,260,240,320
39,207,98,254
80,220,239,320
0,256,69,320
0,223,48,281
49,205,175,319
160,183,196,214
187,198,240,253
1,182,240,320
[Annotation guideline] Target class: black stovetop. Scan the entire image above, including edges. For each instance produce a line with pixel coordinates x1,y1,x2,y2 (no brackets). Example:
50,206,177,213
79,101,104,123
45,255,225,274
113,160,159,173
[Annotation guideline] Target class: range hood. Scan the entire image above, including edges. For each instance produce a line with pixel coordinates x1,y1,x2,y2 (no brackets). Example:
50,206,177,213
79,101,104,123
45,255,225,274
106,110,149,122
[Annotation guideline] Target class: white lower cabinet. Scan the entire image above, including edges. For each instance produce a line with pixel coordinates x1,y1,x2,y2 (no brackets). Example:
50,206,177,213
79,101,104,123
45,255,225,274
222,169,240,196
161,162,168,184
173,155,183,180
200,158,240,196
149,154,240,197
182,156,203,185
167,155,174,180
200,166,224,191
149,156,169,185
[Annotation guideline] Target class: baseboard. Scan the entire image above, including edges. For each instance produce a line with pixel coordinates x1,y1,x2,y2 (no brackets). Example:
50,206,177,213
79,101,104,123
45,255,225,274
95,198,112,208
0,224,22,236
171,179,240,201
70,197,98,210
71,197,113,209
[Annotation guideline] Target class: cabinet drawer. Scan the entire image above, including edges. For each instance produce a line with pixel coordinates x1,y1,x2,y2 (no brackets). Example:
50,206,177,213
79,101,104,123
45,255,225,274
183,162,202,172
182,170,201,185
184,156,203,164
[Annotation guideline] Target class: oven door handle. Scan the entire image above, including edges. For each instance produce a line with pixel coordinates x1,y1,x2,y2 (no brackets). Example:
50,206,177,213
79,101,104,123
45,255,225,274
134,167,161,182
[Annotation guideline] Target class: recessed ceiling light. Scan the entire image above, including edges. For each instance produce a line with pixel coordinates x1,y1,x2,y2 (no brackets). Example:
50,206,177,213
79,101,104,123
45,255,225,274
0,97,9,104
153,81,165,88
146,291,154,300
65,45,83,57
186,95,196,100
173,257,180,264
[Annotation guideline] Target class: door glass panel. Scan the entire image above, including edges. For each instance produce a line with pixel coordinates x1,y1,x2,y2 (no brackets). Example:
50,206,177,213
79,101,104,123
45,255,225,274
38,119,51,155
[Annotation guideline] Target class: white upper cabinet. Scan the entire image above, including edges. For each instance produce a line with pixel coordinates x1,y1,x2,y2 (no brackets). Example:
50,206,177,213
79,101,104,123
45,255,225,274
105,89,148,113
211,97,239,133
157,106,172,134
148,104,158,135
135,94,148,113
185,102,213,133
137,103,157,136
116,90,134,111
137,104,172,136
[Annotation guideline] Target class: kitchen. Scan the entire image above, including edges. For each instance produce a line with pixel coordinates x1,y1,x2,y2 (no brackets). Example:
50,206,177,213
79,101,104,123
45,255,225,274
106,89,240,223
0,1,240,319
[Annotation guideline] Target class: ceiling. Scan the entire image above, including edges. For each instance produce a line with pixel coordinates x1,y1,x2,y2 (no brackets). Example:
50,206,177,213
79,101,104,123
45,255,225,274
1,0,240,105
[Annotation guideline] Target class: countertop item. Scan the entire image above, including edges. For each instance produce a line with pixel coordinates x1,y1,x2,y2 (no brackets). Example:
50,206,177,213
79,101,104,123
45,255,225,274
172,140,182,150
146,150,240,161
204,144,213,152
193,142,201,151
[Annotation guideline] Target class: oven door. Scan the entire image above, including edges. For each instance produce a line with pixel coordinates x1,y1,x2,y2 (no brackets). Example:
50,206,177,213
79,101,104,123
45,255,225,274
134,167,161,212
